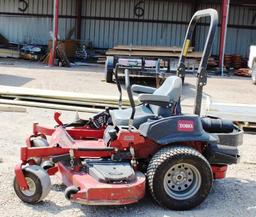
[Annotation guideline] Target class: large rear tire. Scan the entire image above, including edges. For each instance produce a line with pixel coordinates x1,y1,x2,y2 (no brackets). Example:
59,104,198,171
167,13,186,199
147,146,212,210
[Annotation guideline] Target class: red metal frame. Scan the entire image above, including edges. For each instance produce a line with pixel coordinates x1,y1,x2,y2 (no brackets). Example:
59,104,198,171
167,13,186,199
33,123,105,139
20,146,115,162
219,0,230,68
15,163,29,190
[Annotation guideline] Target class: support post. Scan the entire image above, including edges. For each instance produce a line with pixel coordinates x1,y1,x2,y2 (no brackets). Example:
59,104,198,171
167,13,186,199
49,0,59,66
219,0,230,76
76,0,82,40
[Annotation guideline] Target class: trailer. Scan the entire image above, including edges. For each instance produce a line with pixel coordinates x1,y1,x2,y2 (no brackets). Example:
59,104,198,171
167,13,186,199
105,45,203,83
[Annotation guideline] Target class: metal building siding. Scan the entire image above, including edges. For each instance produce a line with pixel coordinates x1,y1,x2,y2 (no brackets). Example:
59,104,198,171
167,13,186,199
226,5,256,56
81,0,192,49
196,2,256,57
0,0,255,57
0,0,76,44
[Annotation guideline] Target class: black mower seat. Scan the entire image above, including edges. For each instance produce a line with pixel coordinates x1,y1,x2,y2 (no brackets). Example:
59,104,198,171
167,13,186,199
110,105,156,128
110,76,182,128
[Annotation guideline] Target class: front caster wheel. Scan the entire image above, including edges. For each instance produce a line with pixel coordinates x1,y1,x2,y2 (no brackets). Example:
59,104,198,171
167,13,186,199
13,165,51,204
147,146,213,210
64,186,79,200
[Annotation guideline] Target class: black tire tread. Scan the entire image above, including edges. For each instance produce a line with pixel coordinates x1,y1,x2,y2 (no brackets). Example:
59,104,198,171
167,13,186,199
64,186,79,200
147,146,212,210
105,70,113,83
13,171,43,204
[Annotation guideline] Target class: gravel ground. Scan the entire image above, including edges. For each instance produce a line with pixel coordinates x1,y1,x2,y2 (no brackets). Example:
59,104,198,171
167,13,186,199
0,60,256,217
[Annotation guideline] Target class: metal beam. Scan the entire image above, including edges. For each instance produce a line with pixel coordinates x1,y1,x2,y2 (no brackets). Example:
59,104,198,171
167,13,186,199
219,0,230,75
76,0,82,40
49,0,59,66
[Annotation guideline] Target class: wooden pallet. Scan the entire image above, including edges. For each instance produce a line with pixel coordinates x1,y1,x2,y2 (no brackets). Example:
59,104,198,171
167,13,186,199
236,121,256,133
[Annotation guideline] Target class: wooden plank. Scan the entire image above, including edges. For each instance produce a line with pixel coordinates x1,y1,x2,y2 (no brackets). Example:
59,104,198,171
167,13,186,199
113,45,193,53
106,49,203,59
0,85,138,106
0,104,26,112
4,95,125,109
0,85,133,102
0,48,20,58
0,99,102,113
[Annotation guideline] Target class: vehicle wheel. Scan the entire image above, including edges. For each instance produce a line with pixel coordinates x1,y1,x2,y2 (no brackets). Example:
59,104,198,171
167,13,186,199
31,136,49,148
30,136,49,165
41,160,55,170
64,186,79,200
147,146,212,210
105,56,114,83
13,165,51,204
106,70,113,83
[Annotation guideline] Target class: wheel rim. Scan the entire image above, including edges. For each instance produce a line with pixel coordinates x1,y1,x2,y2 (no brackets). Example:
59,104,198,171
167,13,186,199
20,177,36,197
163,163,201,200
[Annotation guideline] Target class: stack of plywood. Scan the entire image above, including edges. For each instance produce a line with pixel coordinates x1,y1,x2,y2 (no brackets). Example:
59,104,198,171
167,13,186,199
106,45,202,59
0,85,138,113
0,48,20,58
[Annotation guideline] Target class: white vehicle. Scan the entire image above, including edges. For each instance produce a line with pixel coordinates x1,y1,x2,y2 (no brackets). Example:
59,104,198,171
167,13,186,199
248,46,256,84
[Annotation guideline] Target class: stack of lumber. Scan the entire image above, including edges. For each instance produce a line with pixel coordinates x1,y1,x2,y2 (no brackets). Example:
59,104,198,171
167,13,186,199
0,85,138,113
113,45,194,52
234,68,252,77
106,45,203,59
0,48,20,58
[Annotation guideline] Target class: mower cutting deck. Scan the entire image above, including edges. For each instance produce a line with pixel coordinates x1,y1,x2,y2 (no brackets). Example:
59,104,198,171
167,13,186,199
14,9,243,211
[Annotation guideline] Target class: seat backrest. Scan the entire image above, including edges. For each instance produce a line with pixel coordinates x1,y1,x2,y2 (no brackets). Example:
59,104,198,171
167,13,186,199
149,76,182,116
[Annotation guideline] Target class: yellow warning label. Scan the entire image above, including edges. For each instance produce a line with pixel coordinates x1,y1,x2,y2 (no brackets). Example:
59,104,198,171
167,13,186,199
183,39,191,56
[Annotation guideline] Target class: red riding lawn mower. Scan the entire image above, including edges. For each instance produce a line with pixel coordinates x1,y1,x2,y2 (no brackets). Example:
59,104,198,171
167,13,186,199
13,9,243,210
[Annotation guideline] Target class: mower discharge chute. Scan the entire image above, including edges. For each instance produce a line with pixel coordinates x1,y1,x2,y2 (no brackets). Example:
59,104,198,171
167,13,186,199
13,9,243,210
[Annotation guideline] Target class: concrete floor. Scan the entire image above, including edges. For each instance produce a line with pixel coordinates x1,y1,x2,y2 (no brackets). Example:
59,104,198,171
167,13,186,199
0,59,255,217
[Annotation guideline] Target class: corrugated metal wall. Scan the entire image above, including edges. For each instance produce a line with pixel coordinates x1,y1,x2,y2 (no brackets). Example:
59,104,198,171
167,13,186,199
196,3,256,57
81,0,191,49
0,0,76,44
0,0,255,57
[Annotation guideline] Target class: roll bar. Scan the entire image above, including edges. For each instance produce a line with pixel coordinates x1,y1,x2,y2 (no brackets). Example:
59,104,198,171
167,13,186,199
125,69,136,130
176,9,218,116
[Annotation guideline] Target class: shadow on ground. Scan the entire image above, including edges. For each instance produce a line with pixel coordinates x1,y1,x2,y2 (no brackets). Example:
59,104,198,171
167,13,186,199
29,178,256,217
0,74,34,86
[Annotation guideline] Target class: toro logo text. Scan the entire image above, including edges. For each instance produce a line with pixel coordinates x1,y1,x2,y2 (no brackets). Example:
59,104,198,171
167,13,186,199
177,120,194,132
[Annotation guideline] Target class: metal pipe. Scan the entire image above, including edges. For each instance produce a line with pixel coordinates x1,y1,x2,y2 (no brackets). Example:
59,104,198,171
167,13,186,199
176,9,218,116
76,0,82,40
219,0,230,76
49,0,59,66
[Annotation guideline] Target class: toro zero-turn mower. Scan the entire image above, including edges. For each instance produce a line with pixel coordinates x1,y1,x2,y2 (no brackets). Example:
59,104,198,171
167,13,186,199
13,9,243,210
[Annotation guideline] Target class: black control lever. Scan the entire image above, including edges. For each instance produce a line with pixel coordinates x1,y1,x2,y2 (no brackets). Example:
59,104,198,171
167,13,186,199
125,69,135,129
114,64,122,109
